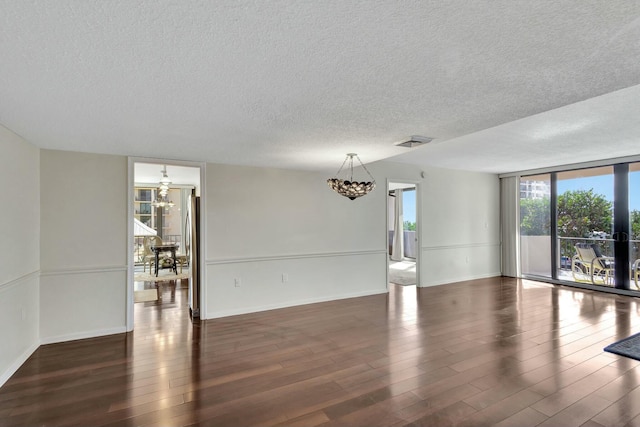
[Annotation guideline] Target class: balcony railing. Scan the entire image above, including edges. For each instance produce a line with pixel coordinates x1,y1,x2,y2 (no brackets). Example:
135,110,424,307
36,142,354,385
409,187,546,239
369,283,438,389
388,230,417,259
558,236,640,269
522,235,640,288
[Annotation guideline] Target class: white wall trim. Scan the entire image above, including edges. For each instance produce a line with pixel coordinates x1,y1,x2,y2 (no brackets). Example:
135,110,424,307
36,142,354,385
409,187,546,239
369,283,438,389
208,288,387,319
40,326,127,345
0,270,39,292
206,249,386,265
40,266,127,276
420,272,502,288
0,341,39,388
422,242,500,251
127,157,135,332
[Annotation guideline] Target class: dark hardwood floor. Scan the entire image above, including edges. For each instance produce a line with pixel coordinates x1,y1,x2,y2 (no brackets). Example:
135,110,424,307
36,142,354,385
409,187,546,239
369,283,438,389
2,277,640,426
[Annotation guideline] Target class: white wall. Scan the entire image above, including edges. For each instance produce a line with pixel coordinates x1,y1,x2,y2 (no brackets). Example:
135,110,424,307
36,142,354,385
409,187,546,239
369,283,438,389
204,160,501,317
39,150,128,343
205,163,387,318
371,161,501,287
0,141,500,384
421,166,501,286
0,126,40,386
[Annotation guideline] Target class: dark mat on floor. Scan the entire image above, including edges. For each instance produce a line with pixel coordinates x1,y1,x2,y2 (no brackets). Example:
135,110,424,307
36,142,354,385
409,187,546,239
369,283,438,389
604,332,640,361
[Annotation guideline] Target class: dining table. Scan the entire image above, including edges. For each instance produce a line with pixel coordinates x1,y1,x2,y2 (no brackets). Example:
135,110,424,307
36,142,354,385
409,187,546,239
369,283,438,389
149,243,179,276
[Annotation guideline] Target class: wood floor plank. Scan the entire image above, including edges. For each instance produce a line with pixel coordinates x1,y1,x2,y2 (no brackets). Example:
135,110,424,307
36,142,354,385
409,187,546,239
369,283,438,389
2,278,640,426
397,383,482,422
492,407,549,427
591,383,640,427
536,394,613,427
531,365,630,417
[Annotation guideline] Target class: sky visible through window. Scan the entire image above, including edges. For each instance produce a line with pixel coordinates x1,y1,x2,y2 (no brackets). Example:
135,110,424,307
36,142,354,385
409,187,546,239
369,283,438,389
558,172,640,211
403,189,416,223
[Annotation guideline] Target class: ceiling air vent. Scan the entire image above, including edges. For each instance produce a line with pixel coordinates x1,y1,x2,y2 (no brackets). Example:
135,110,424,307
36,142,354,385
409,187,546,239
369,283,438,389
396,135,434,148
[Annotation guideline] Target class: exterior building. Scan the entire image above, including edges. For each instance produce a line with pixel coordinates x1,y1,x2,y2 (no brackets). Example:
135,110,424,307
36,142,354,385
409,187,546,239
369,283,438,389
520,179,550,199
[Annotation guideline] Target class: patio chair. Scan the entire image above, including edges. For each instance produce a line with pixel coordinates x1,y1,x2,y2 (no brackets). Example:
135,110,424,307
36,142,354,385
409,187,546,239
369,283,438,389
571,243,614,286
633,259,640,290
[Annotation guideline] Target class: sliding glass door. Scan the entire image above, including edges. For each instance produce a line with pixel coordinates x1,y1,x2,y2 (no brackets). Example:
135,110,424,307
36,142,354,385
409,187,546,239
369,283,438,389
556,166,615,287
520,161,640,293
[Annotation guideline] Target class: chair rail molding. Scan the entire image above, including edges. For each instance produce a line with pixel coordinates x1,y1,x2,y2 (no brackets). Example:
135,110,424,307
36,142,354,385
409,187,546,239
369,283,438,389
206,249,386,265
0,270,40,292
40,266,128,276
421,242,500,251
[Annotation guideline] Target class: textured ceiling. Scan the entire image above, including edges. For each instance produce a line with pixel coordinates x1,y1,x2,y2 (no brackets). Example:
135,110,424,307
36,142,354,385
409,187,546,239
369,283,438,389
2,1,640,174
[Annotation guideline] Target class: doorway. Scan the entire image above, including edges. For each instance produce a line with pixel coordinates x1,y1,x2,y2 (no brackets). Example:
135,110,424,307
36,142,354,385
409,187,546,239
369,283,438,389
388,182,419,287
127,160,204,330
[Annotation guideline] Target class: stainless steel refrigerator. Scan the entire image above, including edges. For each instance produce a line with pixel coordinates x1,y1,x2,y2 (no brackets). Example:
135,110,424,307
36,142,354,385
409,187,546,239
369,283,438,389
187,194,201,319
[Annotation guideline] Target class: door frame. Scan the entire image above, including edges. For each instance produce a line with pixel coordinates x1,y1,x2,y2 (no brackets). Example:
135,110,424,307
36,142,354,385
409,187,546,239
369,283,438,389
126,157,207,331
386,179,421,287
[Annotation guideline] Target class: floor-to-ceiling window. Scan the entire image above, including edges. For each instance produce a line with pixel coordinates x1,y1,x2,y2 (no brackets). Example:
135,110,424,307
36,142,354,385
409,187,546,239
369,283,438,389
556,166,614,287
520,174,551,278
519,161,640,294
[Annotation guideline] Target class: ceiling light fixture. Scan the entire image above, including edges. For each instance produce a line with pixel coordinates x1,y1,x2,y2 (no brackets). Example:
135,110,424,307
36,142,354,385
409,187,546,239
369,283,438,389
327,153,376,200
396,135,434,148
151,165,175,208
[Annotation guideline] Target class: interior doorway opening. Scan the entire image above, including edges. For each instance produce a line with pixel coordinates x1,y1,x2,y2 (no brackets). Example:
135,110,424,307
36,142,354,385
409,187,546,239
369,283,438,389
388,182,419,287
129,161,203,330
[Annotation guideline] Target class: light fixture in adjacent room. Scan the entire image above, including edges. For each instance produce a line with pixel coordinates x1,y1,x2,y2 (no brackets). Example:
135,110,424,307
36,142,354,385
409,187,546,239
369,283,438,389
327,153,376,200
151,165,175,208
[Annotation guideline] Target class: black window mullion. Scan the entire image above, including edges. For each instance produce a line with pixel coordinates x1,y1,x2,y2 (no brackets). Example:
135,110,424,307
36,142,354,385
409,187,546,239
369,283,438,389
614,163,630,289
550,173,558,280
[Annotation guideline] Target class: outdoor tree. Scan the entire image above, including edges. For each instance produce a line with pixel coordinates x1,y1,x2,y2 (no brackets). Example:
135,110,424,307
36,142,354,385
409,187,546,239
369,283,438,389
556,189,612,237
520,197,550,235
403,220,416,231
631,210,640,239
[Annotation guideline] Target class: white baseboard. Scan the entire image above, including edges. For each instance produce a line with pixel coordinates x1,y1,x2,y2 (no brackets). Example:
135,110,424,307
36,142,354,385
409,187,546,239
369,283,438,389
206,288,388,319
419,272,502,287
40,326,127,345
0,341,39,388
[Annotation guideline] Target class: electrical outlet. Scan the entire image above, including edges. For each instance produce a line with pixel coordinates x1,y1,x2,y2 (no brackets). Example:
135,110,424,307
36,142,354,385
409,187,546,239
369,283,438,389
282,273,288,283
234,278,241,287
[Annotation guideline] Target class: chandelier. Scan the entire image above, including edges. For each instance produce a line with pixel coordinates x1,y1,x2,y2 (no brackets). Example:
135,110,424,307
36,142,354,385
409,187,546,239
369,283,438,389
327,153,376,200
151,166,175,208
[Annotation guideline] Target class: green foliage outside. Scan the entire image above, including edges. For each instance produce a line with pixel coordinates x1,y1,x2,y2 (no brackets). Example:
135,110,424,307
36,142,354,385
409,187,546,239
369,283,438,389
403,221,416,231
520,197,550,236
556,189,612,238
520,188,640,261
520,189,613,238
632,210,640,240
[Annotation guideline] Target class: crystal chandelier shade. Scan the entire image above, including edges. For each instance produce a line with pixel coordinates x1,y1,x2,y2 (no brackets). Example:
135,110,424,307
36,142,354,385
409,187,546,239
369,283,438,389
327,153,376,200
151,166,175,208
